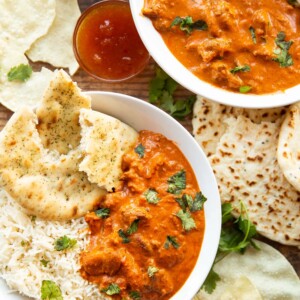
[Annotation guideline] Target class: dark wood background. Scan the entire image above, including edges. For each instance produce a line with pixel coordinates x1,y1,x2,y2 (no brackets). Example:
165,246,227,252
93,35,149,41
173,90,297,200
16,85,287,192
0,0,298,277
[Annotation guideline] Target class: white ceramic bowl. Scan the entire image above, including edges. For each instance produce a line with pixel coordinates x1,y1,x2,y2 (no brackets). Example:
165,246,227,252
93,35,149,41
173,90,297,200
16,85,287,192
0,92,221,300
129,0,300,109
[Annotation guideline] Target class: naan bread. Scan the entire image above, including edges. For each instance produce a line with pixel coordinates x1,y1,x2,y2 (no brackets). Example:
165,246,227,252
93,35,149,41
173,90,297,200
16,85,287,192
192,96,287,157
36,70,91,154
27,0,80,75
195,240,300,300
210,116,300,246
0,107,106,220
277,102,300,192
79,109,138,192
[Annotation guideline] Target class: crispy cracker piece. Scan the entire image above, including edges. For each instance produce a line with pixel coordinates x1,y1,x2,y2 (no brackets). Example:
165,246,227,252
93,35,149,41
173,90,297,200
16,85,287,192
210,116,300,246
277,101,300,192
195,240,300,299
0,107,106,220
192,96,287,157
36,70,91,154
79,109,138,192
27,0,80,75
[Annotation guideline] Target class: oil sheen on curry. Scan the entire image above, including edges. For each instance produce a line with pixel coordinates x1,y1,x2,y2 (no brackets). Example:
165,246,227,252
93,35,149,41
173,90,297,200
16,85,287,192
143,0,300,94
80,130,206,299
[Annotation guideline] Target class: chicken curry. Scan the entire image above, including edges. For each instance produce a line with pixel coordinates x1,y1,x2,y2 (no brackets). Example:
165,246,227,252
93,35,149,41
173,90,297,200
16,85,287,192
143,0,300,94
80,130,206,299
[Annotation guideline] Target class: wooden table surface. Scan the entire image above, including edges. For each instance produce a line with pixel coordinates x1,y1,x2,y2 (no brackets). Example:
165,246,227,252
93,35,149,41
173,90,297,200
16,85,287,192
0,0,298,280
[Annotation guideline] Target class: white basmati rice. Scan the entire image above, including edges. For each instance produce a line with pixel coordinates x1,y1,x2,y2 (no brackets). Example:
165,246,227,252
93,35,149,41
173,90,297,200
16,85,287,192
0,188,105,299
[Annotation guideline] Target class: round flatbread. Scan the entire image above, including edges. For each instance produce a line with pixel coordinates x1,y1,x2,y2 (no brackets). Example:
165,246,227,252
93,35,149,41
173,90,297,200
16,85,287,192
195,240,300,300
277,101,300,192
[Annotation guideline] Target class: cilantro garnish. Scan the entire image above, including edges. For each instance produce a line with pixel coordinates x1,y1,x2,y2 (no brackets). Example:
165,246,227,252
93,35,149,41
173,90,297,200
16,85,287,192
176,192,207,212
54,236,76,251
40,259,50,267
171,16,208,34
7,64,32,82
201,202,259,294
176,209,196,231
147,266,159,277
149,67,196,119
129,291,141,299
239,85,252,93
249,26,257,44
164,235,180,249
134,144,145,158
118,229,130,244
273,31,293,67
144,188,160,204
167,169,186,194
230,65,250,74
118,219,140,243
101,283,121,295
95,207,110,218
41,280,63,300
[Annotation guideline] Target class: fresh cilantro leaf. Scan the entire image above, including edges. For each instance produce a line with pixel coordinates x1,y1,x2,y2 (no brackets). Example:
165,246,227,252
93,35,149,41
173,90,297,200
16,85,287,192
176,209,196,231
95,207,110,218
147,266,159,277
149,67,196,119
144,188,160,204
249,26,257,44
201,268,221,294
41,280,63,300
171,16,208,34
41,259,50,267
239,85,252,93
273,31,293,67
118,229,130,243
189,192,207,212
129,291,141,299
54,236,76,251
134,144,145,158
175,194,191,212
127,219,140,235
7,64,32,82
164,235,180,249
230,65,250,74
221,203,234,224
101,283,121,295
167,169,186,194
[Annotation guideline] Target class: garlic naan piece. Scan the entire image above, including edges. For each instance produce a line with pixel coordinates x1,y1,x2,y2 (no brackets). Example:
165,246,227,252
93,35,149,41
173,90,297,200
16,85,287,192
27,0,80,75
79,109,138,192
277,101,300,192
0,107,106,220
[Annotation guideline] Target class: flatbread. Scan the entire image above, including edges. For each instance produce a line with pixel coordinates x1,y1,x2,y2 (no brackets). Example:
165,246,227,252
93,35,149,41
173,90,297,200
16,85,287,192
0,107,106,220
27,0,80,75
277,101,300,192
209,115,300,246
79,109,138,192
36,70,91,154
192,96,287,157
195,240,300,300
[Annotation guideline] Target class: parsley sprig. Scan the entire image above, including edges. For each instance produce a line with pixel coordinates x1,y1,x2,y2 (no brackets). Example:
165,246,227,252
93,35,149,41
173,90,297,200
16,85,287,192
149,67,196,119
201,202,259,294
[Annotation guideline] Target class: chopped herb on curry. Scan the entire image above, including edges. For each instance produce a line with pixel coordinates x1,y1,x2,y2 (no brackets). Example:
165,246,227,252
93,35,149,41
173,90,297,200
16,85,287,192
164,235,180,249
167,169,186,194
144,188,160,204
134,143,145,158
230,65,251,74
249,26,257,44
95,207,110,218
101,283,121,295
273,31,294,67
171,16,208,34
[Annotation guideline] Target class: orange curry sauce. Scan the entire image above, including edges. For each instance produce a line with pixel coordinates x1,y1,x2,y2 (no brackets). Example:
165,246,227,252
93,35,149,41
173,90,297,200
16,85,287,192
80,131,205,300
143,0,300,94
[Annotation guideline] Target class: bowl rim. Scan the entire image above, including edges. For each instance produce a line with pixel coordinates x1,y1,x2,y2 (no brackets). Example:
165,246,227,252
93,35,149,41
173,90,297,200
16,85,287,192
85,90,221,300
129,0,300,109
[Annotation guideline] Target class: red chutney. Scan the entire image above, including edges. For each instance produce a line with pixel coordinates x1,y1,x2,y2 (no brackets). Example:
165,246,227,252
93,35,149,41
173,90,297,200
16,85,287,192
80,130,205,300
73,0,149,81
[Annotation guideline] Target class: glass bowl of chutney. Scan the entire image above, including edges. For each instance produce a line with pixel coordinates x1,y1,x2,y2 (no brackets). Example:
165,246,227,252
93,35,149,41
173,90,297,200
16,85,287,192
73,0,150,82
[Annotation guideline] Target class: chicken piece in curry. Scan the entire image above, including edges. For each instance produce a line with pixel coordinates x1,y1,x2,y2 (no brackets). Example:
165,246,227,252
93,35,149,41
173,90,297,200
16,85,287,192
80,130,206,299
143,0,300,94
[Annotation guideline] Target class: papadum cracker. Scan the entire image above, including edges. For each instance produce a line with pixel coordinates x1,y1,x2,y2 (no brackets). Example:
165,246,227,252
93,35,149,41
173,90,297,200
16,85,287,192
277,101,300,192
27,0,80,75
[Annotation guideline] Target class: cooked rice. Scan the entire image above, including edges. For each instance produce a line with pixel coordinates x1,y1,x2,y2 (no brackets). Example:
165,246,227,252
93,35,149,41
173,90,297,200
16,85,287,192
0,188,104,299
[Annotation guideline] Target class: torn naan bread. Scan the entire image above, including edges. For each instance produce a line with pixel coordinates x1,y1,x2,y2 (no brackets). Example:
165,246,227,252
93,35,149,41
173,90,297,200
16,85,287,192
36,70,90,154
79,109,138,192
277,101,300,192
210,116,300,246
0,107,106,220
